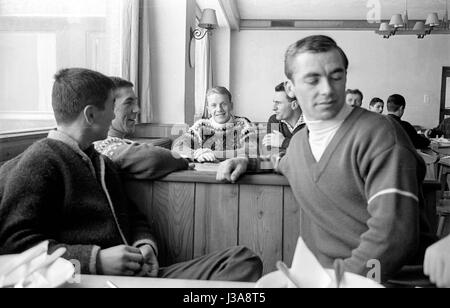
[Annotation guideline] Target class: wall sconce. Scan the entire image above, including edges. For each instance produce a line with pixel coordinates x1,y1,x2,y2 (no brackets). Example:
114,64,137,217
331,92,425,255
189,9,218,68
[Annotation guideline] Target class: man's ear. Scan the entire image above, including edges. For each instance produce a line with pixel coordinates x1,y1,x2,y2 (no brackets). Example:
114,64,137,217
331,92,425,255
290,100,299,110
83,105,96,125
285,80,296,99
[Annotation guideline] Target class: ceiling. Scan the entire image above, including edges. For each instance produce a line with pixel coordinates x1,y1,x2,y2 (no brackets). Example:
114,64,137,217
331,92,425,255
235,0,448,20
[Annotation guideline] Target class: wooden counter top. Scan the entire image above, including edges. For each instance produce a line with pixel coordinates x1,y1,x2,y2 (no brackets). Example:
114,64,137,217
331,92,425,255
159,170,290,186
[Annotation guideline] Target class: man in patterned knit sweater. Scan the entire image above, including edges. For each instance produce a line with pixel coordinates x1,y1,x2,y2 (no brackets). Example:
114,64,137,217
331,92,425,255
172,86,257,162
0,68,262,281
217,35,436,283
94,77,189,180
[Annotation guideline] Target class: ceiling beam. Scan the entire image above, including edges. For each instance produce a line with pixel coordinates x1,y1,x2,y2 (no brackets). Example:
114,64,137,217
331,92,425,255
240,19,445,31
219,0,240,31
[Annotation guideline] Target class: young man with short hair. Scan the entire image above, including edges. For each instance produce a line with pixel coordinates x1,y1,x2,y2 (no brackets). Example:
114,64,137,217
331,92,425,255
172,86,257,162
345,89,363,107
94,77,189,180
368,97,384,114
217,35,436,283
0,68,262,281
386,94,430,149
263,82,305,152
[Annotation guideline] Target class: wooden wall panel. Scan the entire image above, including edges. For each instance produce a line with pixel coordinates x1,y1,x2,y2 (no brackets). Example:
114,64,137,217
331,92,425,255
194,184,239,258
152,182,195,266
283,187,300,267
239,185,283,274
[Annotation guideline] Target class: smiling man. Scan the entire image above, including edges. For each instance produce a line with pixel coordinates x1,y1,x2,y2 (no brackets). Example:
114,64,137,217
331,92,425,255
172,86,257,162
94,77,189,180
217,35,436,283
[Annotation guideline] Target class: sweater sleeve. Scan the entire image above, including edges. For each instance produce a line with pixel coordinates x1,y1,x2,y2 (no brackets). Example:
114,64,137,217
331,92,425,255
345,144,424,282
103,141,189,180
171,121,204,159
0,155,101,275
428,119,447,138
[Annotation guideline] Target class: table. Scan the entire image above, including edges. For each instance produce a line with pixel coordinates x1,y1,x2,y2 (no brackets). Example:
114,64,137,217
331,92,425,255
65,275,255,288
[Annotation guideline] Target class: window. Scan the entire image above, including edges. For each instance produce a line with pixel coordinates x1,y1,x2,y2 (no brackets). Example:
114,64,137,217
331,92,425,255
0,0,124,133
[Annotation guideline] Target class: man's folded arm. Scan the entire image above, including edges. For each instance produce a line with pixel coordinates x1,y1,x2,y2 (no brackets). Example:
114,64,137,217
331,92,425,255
109,142,189,180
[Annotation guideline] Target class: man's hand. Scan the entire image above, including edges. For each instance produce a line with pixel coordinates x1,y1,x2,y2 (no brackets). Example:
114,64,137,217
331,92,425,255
194,148,216,163
216,157,249,183
262,131,285,148
98,245,143,276
424,235,450,288
136,245,159,277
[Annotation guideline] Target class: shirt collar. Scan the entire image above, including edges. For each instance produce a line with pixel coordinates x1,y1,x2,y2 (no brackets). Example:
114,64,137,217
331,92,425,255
281,114,305,133
209,115,235,129
304,104,353,133
48,130,86,157
47,130,97,177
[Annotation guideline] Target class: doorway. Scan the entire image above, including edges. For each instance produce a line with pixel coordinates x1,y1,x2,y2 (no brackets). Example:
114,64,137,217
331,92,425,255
439,67,450,123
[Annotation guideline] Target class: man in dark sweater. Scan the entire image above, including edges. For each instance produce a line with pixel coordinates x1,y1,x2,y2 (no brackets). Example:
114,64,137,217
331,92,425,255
386,94,431,149
426,118,450,139
263,82,305,152
0,68,262,281
217,35,436,283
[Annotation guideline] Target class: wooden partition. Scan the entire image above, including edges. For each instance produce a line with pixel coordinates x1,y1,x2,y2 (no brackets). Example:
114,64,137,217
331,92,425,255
125,170,440,274
125,171,299,274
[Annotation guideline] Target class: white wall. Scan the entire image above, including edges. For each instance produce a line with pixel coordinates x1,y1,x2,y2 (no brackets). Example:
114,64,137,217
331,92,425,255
149,0,196,124
230,30,450,128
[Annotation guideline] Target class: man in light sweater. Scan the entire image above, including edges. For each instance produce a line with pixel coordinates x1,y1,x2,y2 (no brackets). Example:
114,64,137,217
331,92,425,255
0,68,262,281
216,35,436,283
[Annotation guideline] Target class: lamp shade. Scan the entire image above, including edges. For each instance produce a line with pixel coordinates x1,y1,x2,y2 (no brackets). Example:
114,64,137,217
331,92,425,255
379,22,390,31
425,12,440,26
389,14,404,27
199,9,218,30
413,21,425,31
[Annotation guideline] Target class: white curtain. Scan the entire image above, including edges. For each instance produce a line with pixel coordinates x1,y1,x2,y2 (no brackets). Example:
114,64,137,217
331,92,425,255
122,0,153,123
195,31,213,121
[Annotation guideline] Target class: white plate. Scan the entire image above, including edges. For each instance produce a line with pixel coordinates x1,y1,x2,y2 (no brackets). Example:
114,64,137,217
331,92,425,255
255,269,383,288
0,255,75,288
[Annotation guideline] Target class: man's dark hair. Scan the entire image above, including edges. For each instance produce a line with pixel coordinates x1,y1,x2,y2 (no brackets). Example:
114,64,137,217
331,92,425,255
52,68,115,124
275,82,296,102
285,35,349,81
369,97,384,107
110,76,134,89
346,89,363,101
387,94,406,112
